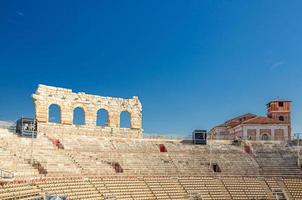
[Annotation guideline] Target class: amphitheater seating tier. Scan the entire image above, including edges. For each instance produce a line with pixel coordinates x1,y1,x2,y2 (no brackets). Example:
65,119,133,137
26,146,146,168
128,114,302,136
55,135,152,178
179,177,231,200
252,144,302,176
1,130,302,199
1,176,302,200
221,177,275,200
1,131,302,179
284,178,302,200
0,181,43,200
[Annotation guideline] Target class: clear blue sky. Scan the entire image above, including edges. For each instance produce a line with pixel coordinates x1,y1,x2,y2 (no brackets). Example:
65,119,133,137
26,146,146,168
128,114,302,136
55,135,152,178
1,0,302,136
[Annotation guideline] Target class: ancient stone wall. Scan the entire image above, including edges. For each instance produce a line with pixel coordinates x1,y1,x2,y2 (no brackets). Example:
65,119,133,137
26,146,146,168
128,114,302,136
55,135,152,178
32,84,143,138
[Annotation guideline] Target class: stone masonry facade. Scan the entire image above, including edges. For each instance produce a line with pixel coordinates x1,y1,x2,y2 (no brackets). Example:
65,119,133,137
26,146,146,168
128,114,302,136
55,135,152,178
32,84,143,138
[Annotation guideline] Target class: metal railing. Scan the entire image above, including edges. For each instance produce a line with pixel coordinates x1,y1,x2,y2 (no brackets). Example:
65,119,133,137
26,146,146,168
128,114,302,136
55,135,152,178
143,133,190,140
0,169,14,179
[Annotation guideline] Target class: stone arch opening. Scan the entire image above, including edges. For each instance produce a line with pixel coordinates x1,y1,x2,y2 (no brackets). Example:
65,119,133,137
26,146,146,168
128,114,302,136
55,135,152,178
96,109,109,127
261,133,269,141
48,104,61,123
73,107,85,125
279,116,284,121
120,111,131,128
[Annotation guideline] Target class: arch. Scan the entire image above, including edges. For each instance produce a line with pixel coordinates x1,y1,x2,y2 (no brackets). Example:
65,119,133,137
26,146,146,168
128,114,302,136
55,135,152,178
73,107,85,125
96,108,109,127
279,116,284,121
48,104,61,123
261,134,269,141
120,111,131,128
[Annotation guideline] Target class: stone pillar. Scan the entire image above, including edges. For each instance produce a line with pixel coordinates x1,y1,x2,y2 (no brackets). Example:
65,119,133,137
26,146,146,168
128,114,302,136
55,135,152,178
131,112,142,129
242,126,247,140
90,111,97,127
284,127,289,141
61,105,72,125
85,106,96,126
109,111,120,128
129,96,142,130
34,100,48,123
256,128,260,140
271,128,275,140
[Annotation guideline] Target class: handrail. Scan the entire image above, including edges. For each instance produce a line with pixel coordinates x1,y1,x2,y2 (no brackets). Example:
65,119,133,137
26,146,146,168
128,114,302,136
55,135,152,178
0,168,14,179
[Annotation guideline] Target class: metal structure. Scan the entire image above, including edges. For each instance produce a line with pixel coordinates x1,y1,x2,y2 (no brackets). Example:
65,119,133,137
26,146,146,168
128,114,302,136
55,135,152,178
192,130,207,145
45,195,67,200
0,169,14,179
16,117,37,138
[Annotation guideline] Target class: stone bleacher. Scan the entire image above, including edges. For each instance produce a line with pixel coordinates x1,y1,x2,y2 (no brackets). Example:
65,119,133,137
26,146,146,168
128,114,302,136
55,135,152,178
252,143,302,176
221,177,275,200
283,178,302,200
0,181,43,200
1,129,302,199
34,177,102,200
1,176,302,200
1,130,302,179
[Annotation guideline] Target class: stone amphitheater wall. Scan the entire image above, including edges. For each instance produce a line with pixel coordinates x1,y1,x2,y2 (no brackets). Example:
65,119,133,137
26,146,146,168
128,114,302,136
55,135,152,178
32,84,143,138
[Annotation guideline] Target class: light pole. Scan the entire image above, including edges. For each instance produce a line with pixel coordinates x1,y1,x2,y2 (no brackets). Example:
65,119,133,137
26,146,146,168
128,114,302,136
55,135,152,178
209,132,213,171
30,118,36,165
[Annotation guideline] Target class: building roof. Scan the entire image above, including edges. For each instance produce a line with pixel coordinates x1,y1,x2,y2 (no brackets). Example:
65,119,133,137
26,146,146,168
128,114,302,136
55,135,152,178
266,99,291,105
222,113,257,128
241,116,280,125
211,113,282,134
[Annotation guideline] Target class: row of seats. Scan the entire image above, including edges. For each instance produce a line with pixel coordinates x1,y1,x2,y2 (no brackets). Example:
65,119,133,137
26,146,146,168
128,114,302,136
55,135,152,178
0,181,43,200
221,177,275,200
284,178,302,200
1,176,302,200
34,177,103,200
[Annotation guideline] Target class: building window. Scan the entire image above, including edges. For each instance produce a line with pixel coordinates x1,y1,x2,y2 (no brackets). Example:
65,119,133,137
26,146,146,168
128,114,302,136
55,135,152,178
279,116,284,121
278,102,284,107
212,163,221,173
261,134,269,141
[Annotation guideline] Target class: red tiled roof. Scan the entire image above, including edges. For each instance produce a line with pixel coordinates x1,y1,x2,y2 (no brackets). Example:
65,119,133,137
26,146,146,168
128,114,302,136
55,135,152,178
241,116,280,125
211,113,281,132
222,113,257,128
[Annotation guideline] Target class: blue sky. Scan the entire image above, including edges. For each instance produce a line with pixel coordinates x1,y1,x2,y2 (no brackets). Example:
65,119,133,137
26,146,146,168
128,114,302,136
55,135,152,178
1,0,302,136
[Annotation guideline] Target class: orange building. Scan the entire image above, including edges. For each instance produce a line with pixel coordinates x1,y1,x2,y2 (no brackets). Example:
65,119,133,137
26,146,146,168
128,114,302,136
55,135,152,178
267,100,291,140
210,100,291,141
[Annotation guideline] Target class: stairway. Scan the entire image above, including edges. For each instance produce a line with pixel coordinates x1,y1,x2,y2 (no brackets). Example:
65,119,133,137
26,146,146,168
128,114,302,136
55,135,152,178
65,152,85,173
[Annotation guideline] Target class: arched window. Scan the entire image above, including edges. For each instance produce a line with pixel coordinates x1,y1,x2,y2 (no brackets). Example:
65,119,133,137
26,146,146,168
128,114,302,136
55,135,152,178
261,134,269,141
73,107,85,125
120,111,131,128
279,116,284,121
48,104,61,123
96,109,108,127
